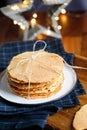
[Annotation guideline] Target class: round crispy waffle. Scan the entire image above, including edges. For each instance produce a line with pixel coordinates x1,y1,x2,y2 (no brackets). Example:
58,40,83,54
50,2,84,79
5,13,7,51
7,51,64,99
7,51,64,83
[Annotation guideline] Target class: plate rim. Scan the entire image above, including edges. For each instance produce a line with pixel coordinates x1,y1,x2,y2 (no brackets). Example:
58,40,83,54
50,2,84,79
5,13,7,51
0,65,77,105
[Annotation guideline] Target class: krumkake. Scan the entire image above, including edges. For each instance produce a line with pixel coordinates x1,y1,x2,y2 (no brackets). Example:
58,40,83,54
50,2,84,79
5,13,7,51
7,51,64,99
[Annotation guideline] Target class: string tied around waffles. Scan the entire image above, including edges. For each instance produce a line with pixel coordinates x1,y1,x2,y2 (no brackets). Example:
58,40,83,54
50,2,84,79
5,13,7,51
16,40,60,98
7,40,64,99
7,40,87,99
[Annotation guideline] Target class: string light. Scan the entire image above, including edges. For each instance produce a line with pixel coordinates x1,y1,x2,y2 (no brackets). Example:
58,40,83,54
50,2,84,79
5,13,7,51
61,9,66,14
11,5,19,10
33,13,37,18
64,2,68,6
13,20,18,25
58,25,62,30
20,25,26,30
46,29,51,35
23,0,30,5
13,20,25,30
55,16,59,21
30,18,37,27
18,22,22,26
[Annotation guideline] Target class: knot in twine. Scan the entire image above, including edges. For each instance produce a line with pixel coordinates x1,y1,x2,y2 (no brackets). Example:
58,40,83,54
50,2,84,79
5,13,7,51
16,40,60,99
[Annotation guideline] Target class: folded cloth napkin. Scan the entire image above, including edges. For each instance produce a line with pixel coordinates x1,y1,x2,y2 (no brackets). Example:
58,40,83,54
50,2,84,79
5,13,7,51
0,38,86,130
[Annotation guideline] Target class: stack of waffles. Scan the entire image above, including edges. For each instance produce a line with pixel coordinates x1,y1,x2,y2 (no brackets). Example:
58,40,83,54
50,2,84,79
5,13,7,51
7,51,64,99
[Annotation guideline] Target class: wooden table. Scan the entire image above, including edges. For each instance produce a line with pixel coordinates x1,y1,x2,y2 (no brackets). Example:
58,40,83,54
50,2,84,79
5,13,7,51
47,55,87,130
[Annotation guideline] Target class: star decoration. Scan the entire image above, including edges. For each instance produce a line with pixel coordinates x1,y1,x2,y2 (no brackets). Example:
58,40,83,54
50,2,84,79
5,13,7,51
0,0,71,41
0,0,34,40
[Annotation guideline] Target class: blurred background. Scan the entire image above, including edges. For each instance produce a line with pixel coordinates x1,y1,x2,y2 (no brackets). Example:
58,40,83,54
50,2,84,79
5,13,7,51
0,0,87,57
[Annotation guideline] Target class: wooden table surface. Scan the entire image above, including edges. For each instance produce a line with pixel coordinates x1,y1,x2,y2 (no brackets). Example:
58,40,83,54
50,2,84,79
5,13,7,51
47,55,87,130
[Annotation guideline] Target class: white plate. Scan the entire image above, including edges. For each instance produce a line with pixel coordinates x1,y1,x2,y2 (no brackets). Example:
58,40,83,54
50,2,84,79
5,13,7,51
0,65,77,105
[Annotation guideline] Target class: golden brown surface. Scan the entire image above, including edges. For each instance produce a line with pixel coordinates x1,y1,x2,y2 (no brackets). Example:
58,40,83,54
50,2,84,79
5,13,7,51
7,51,64,83
7,51,64,99
8,73,64,99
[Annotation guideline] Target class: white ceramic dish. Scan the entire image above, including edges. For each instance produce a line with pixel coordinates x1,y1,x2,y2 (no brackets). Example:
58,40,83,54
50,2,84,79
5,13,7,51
0,64,77,105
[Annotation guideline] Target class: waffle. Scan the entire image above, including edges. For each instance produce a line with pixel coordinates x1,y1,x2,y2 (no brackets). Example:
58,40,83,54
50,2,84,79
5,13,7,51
7,51,64,99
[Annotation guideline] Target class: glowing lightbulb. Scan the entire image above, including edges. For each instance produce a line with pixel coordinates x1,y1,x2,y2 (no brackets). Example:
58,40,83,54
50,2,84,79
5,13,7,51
18,22,22,26
30,18,36,27
13,20,18,25
20,24,25,30
33,13,37,18
55,16,59,21
64,2,68,6
58,25,62,30
61,9,66,14
46,29,51,35
23,0,30,5
11,5,19,10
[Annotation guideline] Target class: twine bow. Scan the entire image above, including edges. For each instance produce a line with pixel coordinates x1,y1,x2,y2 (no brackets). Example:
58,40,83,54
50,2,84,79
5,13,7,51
16,40,61,99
